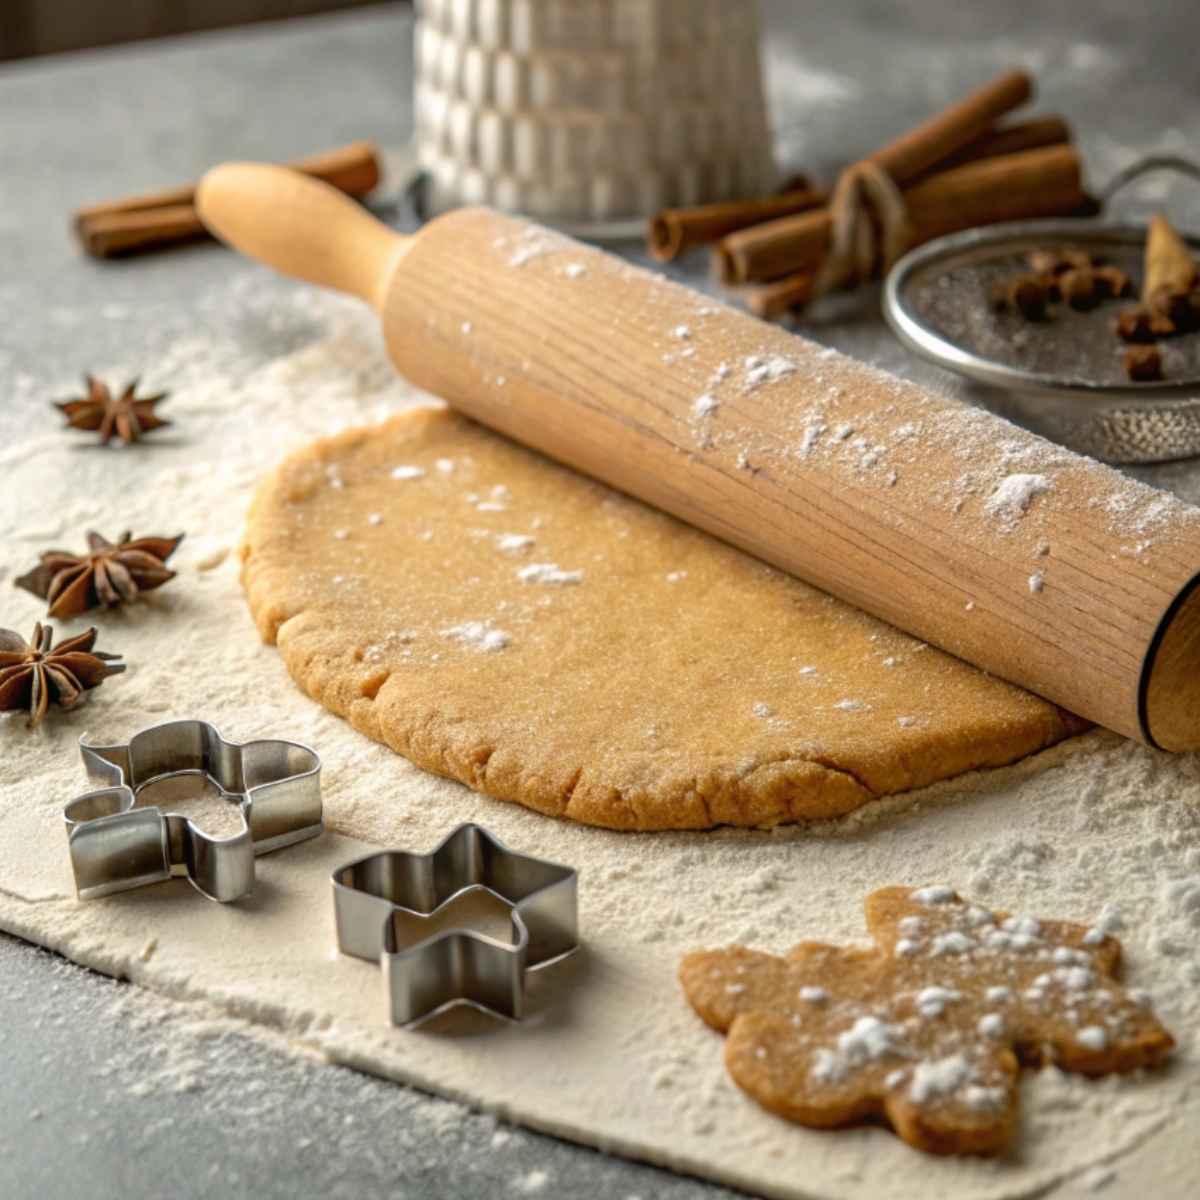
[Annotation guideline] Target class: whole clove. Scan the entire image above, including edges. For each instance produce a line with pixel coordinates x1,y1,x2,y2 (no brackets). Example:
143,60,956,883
1093,266,1133,300
1026,246,1093,277
1059,268,1101,311
1115,305,1177,344
1123,344,1164,382
992,273,1051,320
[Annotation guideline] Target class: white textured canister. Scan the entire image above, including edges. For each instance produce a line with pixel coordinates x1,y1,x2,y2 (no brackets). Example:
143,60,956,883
414,0,775,227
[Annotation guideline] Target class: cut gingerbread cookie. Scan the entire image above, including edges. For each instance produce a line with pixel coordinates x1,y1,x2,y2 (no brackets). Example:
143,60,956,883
679,886,1174,1155
242,409,1084,831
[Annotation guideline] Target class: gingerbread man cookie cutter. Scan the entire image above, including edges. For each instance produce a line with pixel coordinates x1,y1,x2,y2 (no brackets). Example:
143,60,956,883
64,719,323,902
332,824,578,1027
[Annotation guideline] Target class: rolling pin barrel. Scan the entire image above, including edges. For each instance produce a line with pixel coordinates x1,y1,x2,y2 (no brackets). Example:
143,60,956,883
197,166,1200,751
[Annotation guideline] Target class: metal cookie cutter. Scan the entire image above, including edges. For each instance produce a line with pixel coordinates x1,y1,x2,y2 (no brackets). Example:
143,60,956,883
333,824,578,1027
64,719,322,902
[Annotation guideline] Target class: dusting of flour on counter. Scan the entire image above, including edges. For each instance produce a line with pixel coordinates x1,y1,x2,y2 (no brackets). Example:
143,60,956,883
0,936,547,1196
2,282,1199,1200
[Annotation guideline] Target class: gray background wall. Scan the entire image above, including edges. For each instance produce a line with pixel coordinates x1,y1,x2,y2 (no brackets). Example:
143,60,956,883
0,0,394,61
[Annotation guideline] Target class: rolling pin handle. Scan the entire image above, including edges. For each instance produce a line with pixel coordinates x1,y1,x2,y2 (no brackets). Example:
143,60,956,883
195,162,410,311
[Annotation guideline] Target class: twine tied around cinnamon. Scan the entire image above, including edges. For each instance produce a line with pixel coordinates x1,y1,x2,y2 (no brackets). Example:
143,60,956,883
812,159,914,300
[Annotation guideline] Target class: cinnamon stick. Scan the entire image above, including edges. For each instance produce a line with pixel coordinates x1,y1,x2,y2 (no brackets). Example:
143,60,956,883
713,70,1033,285
906,145,1084,240
1143,213,1198,303
736,146,1086,316
74,141,381,258
648,187,827,262
922,114,1072,175
651,70,1034,266
866,69,1032,184
1114,214,1200,340
649,114,1070,264
740,275,817,321
719,144,1085,286
76,205,205,259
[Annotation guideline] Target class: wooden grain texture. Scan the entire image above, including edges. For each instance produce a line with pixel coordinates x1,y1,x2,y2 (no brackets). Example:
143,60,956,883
381,208,1200,749
197,162,408,308
195,165,1200,750
1144,580,1200,751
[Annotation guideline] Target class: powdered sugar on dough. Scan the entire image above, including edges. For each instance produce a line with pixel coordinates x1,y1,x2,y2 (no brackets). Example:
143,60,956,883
2,286,1199,1200
441,620,512,652
516,562,584,586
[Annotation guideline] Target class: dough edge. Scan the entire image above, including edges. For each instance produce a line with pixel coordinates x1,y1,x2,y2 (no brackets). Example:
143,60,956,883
240,410,1084,833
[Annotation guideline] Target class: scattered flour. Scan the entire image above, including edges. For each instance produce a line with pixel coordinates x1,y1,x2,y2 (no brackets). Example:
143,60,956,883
504,227,566,268
744,354,798,392
513,1168,550,1193
441,621,511,651
517,563,583,586
2,282,1199,1200
983,474,1053,527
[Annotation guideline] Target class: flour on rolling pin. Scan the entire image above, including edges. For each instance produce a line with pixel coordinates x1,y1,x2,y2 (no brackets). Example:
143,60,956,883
387,210,1200,751
196,167,1200,751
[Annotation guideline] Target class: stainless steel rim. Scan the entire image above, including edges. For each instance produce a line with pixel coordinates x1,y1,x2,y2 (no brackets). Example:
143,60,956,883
883,219,1200,403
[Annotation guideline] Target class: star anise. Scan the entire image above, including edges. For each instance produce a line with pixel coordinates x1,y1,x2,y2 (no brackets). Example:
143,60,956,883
55,375,170,445
15,531,184,619
0,623,125,728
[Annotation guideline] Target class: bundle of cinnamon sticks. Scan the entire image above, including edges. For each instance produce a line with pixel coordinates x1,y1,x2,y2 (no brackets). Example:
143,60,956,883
647,71,1093,319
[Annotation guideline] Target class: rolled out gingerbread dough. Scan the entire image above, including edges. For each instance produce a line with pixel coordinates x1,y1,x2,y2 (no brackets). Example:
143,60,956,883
242,408,1084,830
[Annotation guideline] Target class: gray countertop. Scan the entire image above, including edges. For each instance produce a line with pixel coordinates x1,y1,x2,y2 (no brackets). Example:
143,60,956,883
2,4,1198,1197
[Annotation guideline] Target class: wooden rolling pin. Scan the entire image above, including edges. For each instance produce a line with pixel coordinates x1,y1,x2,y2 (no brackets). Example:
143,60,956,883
196,165,1200,752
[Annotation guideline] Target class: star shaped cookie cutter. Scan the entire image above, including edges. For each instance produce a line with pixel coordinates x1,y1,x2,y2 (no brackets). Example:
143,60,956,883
63,718,323,902
332,824,578,1027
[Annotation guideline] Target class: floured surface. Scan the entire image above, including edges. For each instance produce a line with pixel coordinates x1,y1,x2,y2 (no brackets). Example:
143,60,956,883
241,408,1082,830
1,290,1199,1200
